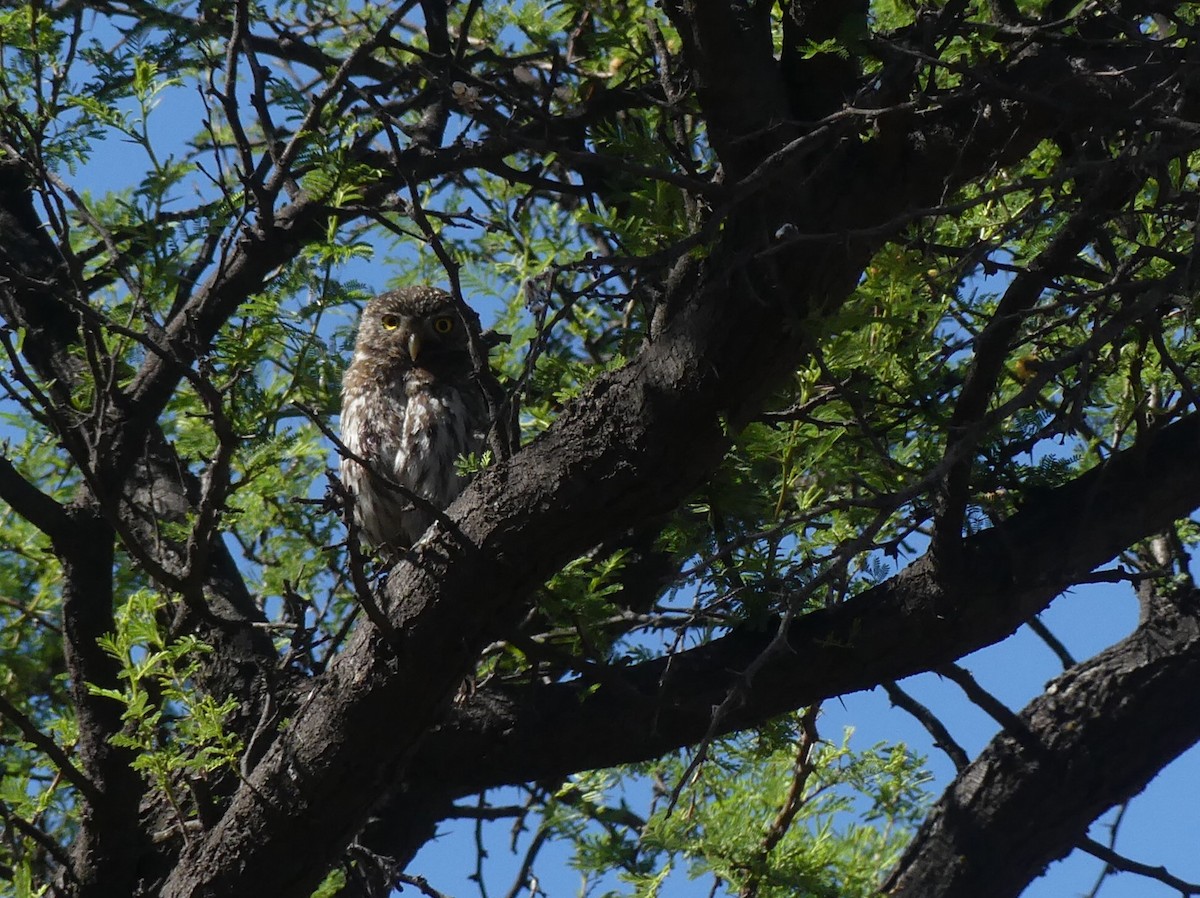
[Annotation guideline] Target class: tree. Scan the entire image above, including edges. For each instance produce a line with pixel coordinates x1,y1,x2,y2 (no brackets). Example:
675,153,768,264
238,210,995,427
2,1,1200,896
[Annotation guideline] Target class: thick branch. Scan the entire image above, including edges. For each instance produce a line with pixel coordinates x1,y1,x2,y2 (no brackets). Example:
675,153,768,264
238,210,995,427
410,412,1200,795
55,509,147,898
0,156,278,694
0,157,82,413
661,0,792,175
882,583,1200,898
780,0,869,123
0,455,71,539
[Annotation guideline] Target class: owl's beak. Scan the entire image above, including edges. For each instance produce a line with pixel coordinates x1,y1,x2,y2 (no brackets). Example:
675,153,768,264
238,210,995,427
408,331,422,361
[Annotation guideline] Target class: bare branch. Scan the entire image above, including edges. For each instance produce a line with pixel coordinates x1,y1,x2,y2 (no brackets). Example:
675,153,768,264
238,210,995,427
1078,836,1200,896
883,683,969,772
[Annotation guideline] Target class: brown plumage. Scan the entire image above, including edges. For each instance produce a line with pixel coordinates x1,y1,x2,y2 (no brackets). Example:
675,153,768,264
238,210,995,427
339,286,488,550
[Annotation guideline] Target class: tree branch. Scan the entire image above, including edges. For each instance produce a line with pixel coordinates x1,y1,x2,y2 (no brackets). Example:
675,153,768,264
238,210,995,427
882,582,1200,898
1077,837,1200,896
0,693,98,804
408,412,1200,798
0,454,71,540
55,510,147,898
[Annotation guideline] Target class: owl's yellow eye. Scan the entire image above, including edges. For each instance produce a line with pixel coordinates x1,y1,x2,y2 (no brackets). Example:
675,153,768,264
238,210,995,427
381,314,401,330
432,316,455,334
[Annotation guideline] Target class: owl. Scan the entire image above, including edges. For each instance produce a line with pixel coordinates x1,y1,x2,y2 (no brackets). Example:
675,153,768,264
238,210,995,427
339,286,488,551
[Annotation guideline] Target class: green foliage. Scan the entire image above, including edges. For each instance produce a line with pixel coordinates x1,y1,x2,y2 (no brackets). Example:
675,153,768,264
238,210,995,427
540,727,930,898
309,867,347,898
455,448,494,477
89,591,243,805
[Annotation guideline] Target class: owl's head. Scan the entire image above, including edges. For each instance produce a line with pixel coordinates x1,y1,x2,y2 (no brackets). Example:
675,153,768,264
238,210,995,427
353,286,474,376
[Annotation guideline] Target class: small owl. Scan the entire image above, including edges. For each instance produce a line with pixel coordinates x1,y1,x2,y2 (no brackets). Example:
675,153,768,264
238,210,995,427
339,286,488,550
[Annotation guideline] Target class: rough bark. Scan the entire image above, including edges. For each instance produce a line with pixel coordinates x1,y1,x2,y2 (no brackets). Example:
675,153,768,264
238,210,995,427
882,582,1200,898
396,412,1200,794
56,508,147,898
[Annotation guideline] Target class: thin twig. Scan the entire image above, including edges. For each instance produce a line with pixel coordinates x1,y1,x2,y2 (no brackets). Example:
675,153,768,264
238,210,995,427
739,704,823,898
0,796,77,880
397,872,455,898
501,824,549,898
936,663,1042,754
1027,615,1076,669
0,694,99,804
327,473,404,652
882,681,969,771
402,176,515,460
1080,833,1200,896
